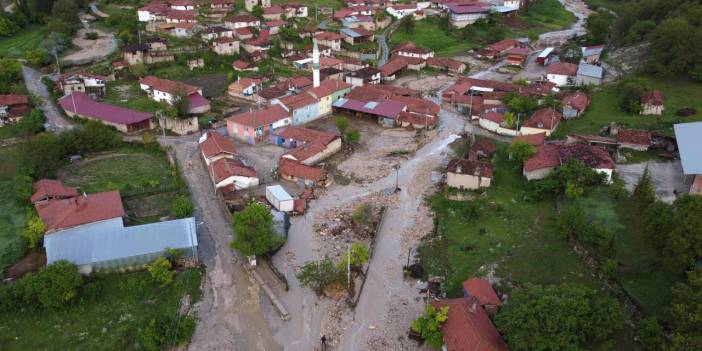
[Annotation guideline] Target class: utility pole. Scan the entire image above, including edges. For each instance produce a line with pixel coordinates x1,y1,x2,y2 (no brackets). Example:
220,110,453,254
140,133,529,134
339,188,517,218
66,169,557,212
54,52,61,75
347,244,351,290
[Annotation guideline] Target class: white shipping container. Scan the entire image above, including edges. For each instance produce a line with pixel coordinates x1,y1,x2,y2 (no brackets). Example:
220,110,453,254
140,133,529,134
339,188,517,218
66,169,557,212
266,185,294,212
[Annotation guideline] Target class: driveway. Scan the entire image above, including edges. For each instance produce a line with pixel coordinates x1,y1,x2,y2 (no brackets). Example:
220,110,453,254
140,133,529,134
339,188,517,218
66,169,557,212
22,65,74,132
159,135,282,351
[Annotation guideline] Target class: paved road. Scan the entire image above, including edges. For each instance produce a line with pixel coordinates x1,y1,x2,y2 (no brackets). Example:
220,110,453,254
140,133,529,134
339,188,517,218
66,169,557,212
160,135,283,351
376,21,400,66
22,65,74,132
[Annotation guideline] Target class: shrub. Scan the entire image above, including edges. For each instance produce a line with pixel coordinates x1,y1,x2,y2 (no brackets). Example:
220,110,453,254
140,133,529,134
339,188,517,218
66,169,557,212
146,256,175,287
23,212,46,249
230,202,284,257
171,196,194,219
351,204,371,226
139,314,196,351
0,260,83,312
411,305,449,349
297,258,345,295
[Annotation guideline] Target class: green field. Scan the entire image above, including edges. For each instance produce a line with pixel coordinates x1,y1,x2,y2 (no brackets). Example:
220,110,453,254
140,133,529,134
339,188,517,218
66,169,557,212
576,190,681,317
553,77,702,138
0,268,202,351
0,145,28,275
418,143,600,297
390,0,576,57
58,148,181,223
0,26,44,58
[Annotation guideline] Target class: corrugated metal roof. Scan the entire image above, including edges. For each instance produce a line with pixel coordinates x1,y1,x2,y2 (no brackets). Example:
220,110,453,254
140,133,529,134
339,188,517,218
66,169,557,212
341,28,361,38
577,63,603,78
45,217,198,266
267,185,293,201
674,122,702,175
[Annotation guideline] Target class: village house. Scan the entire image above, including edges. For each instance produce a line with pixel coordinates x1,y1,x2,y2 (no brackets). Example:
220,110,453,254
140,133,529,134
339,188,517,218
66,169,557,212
278,127,342,165
505,47,530,67
314,32,343,51
581,44,605,64
58,92,154,133
165,9,196,23
393,41,434,60
242,30,271,53
429,278,508,351
139,76,210,114
231,59,258,72
616,128,652,151
201,25,234,41
641,90,665,115
227,104,292,144
471,138,497,160
319,57,344,70
306,79,353,116
245,0,271,12
426,57,466,74
333,95,408,127
341,27,375,45
33,180,198,274
341,15,376,31
520,107,562,136
211,0,234,10
138,1,169,22
273,92,320,125
447,3,490,28
561,91,589,119
122,42,174,65
536,47,558,65
173,22,196,37
278,158,329,188
0,94,29,125
479,38,522,59
262,5,285,20
224,14,261,29
281,3,308,18
57,73,109,98
208,157,259,191
546,62,578,87
379,57,409,81
212,36,240,55
462,278,503,315
576,62,604,86
200,130,236,165
345,66,381,87
523,143,615,181
446,158,494,189
478,111,507,134
320,68,344,81
187,58,204,70
392,95,440,129
386,3,420,19
265,20,286,35
169,0,196,11
228,77,263,100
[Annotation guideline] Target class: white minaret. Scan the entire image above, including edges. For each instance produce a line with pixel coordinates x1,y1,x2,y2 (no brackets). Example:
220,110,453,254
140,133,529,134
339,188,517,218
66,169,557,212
312,39,320,88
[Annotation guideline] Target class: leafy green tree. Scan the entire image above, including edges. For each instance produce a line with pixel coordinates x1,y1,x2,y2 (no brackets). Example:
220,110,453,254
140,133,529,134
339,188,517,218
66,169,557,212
230,202,284,257
342,243,370,269
668,268,702,350
0,58,22,86
171,196,194,219
507,95,538,116
16,110,46,135
411,305,449,349
503,112,516,128
608,172,627,199
625,20,656,44
12,174,34,202
139,315,196,351
585,10,614,45
400,15,414,34
0,16,20,36
252,5,263,19
130,63,148,78
146,256,175,287
34,260,82,309
637,316,664,351
51,0,79,26
297,258,344,295
25,47,47,66
508,140,536,163
642,200,673,244
345,128,360,144
495,283,625,351
335,115,350,135
18,133,66,178
633,166,656,213
23,212,46,249
663,195,702,272
648,17,702,79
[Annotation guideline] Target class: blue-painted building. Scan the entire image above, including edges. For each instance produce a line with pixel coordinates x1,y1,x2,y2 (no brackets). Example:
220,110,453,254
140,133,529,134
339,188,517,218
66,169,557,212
274,92,321,125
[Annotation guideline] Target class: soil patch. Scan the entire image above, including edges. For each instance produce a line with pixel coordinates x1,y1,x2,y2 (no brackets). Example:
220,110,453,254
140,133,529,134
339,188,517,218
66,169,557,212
4,249,46,280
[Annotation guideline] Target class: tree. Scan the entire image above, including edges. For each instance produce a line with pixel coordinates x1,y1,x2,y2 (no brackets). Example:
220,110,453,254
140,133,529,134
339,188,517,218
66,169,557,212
130,63,148,78
585,10,614,45
12,174,34,202
632,167,656,213
23,212,46,248
495,283,625,351
506,95,538,116
146,256,175,287
411,305,449,349
400,15,414,34
663,195,702,272
503,112,516,128
648,17,702,78
51,0,79,26
620,79,649,114
668,268,702,350
0,58,22,86
17,133,65,178
252,5,263,19
642,200,673,244
230,202,284,257
26,47,47,66
335,115,350,134
34,260,82,309
0,16,20,37
16,110,46,135
296,258,344,295
171,196,194,219
345,128,360,144
637,316,664,351
508,140,536,163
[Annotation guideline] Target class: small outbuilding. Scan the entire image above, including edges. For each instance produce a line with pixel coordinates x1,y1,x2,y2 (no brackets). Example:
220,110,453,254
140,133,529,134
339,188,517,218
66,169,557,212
266,185,294,212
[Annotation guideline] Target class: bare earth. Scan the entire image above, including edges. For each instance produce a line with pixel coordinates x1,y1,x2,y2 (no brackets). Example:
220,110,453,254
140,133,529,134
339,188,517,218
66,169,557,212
62,27,118,65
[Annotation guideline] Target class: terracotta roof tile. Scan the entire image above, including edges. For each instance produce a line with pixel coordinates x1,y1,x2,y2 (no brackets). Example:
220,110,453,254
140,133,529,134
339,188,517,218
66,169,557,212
31,179,78,204
617,128,651,146
36,191,125,232
462,278,502,307
228,104,290,128
279,158,326,182
523,108,562,130
209,158,257,183
429,297,509,351
200,131,235,159
140,76,199,95
447,159,494,178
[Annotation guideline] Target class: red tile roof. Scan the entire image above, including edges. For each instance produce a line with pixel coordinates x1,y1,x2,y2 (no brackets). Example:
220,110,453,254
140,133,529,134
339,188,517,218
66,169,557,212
486,38,521,53
284,141,327,163
523,108,562,130
266,19,287,27
140,76,199,95
617,128,651,146
36,191,125,232
228,104,289,128
278,126,338,145
58,92,153,125
523,144,560,172
209,158,257,183
379,57,408,76
561,91,589,112
398,111,437,127
558,143,615,169
31,179,78,204
226,14,260,23
263,5,284,14
279,158,326,182
547,62,578,76
462,278,502,307
346,85,393,101
278,92,318,110
166,9,196,21
429,298,509,351
232,60,253,69
506,47,530,56
482,111,504,124
315,31,343,41
470,139,496,157
642,89,664,105
391,96,440,116
447,159,494,178
201,131,236,159
0,94,28,106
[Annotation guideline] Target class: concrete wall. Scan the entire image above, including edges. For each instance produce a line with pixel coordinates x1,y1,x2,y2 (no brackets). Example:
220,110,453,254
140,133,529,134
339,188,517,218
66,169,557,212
301,138,342,166
215,175,260,190
524,166,556,180
447,173,491,189
163,116,199,135
520,126,554,137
